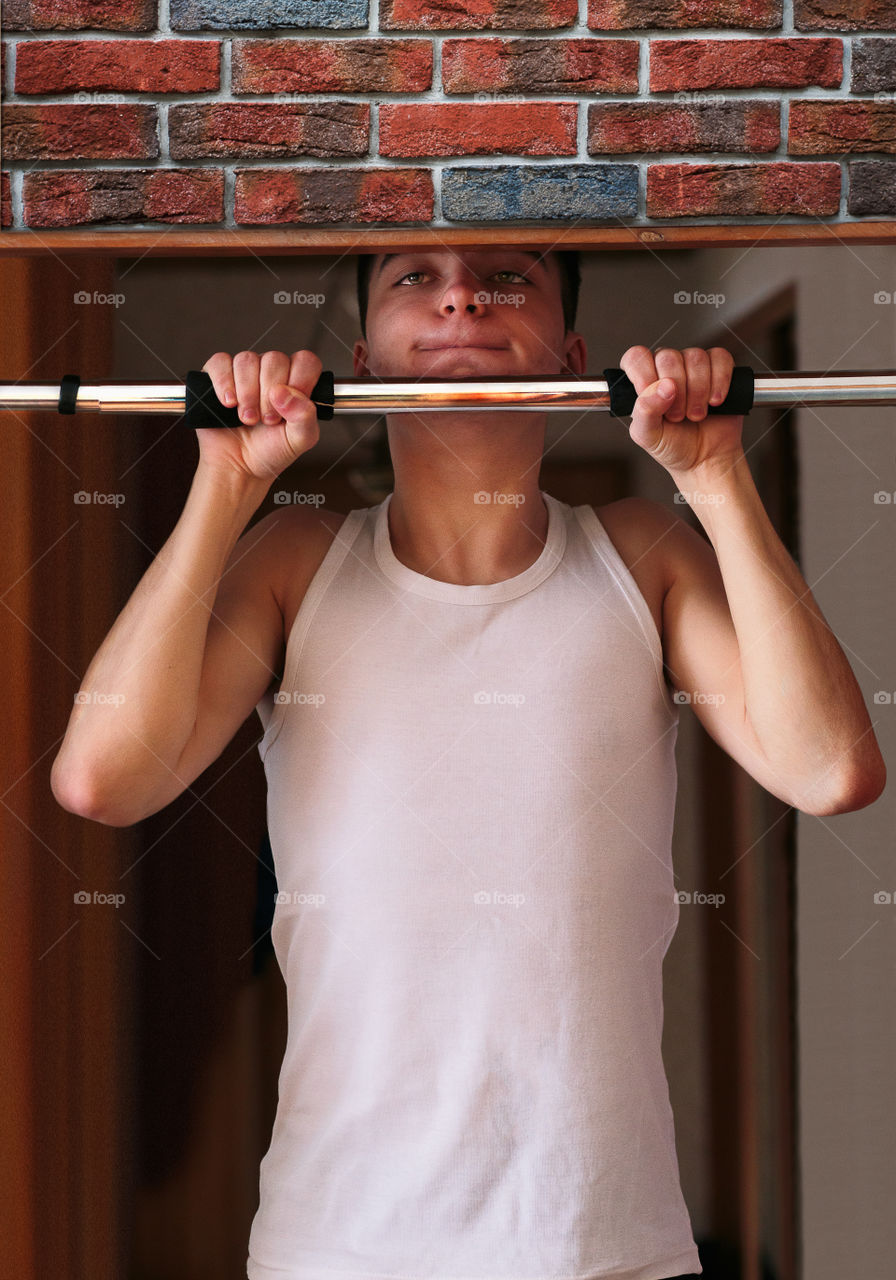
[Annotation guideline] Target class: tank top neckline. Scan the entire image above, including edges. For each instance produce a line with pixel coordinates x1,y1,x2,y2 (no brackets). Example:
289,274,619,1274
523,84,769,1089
373,489,567,604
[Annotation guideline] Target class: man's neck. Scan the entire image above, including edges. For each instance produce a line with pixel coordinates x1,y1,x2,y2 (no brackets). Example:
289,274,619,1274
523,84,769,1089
384,411,549,587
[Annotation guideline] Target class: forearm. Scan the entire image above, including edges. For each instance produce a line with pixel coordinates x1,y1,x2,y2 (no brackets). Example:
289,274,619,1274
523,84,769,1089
671,451,883,803
52,463,269,805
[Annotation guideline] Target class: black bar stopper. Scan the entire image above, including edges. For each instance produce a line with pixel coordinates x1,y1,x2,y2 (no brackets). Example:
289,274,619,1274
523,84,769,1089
58,374,81,415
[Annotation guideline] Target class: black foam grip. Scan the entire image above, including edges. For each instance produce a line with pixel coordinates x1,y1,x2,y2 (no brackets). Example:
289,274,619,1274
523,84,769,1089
184,369,335,428
602,365,755,419
58,374,80,415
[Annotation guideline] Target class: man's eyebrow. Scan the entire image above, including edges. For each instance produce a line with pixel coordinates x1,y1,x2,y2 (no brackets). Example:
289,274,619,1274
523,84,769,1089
374,250,547,277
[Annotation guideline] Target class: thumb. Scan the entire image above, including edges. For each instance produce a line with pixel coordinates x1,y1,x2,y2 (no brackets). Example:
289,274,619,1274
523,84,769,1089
269,382,312,421
628,377,676,451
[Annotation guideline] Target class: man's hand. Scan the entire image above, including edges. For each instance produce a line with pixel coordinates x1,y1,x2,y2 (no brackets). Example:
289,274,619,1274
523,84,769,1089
198,349,323,484
618,345,744,477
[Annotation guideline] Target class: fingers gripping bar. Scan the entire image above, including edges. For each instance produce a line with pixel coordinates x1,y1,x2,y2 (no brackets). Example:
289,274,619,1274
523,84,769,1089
602,366,754,418
184,370,336,428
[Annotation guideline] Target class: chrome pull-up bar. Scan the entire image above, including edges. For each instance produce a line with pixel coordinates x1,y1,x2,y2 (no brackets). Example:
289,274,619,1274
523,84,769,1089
1,368,896,425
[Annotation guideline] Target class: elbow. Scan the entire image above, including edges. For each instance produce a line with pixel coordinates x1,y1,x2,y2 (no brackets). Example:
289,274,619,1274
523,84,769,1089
803,755,887,816
50,760,139,827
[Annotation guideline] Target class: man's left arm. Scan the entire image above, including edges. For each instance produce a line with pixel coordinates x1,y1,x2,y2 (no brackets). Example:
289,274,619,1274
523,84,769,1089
619,343,886,817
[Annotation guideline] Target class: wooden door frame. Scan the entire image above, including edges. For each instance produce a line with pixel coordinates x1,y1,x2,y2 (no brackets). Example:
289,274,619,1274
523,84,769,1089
1,223,895,257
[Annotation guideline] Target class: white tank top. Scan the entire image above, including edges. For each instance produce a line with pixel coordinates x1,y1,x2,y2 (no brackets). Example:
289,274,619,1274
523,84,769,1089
248,490,702,1280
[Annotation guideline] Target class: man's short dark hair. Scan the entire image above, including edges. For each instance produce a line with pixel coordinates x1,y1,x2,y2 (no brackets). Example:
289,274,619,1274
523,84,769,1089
356,250,581,340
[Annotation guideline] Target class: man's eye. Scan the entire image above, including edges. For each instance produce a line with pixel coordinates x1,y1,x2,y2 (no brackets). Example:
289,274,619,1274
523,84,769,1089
396,271,425,284
493,270,529,282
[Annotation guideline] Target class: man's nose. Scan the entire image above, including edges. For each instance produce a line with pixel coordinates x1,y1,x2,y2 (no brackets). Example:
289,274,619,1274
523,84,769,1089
439,276,487,315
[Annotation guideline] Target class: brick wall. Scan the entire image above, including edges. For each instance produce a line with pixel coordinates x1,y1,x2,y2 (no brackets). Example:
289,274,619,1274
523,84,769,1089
1,1,895,230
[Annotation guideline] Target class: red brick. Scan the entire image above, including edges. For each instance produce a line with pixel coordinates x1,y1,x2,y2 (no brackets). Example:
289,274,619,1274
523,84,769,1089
232,39,432,93
22,169,223,227
650,38,842,90
646,161,840,217
2,105,158,160
789,99,896,153
169,103,369,158
794,0,896,32
234,167,434,224
1,172,11,227
15,40,219,94
381,0,578,31
588,101,779,152
589,0,783,28
441,37,639,93
2,0,156,31
379,102,577,155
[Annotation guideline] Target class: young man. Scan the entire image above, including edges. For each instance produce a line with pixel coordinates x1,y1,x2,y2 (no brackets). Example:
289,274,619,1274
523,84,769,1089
52,247,885,1280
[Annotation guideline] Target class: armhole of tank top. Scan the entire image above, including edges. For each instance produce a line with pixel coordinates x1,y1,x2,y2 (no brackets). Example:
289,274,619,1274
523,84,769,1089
574,503,678,721
258,507,366,762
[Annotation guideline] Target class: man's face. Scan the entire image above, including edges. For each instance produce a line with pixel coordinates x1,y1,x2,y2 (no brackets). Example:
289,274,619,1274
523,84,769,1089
353,248,585,381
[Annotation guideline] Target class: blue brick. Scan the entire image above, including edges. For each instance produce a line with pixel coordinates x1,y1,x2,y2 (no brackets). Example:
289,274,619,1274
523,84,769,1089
170,0,368,30
441,164,638,221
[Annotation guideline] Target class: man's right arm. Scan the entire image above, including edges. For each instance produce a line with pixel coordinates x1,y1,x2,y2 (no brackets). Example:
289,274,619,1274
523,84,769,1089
50,348,322,826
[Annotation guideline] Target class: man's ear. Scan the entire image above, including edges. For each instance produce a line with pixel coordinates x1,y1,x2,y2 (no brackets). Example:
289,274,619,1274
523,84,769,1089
561,331,587,376
353,339,370,377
